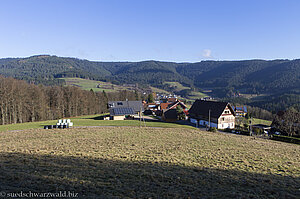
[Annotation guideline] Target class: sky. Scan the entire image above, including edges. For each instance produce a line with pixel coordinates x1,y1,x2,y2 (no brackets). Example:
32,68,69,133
0,0,300,62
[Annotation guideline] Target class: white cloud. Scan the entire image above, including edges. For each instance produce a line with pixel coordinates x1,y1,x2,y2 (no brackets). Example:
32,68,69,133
202,49,212,58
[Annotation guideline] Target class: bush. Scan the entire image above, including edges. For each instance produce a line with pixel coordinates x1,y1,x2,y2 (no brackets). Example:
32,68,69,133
223,128,232,133
208,127,217,132
253,128,263,135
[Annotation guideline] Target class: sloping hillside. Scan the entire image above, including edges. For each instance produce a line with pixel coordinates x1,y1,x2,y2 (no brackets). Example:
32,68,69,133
177,59,300,94
1,55,299,94
0,55,300,111
0,55,114,85
0,127,299,198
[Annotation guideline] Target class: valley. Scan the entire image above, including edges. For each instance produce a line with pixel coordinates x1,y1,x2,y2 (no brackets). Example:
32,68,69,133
61,77,209,101
0,55,299,112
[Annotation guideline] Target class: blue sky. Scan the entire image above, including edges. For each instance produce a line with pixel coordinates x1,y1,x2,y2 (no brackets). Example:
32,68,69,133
0,0,299,62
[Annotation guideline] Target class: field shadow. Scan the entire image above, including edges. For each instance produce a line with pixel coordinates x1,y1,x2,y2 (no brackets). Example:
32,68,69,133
176,120,198,127
133,117,164,123
0,152,299,198
84,115,163,123
82,115,109,120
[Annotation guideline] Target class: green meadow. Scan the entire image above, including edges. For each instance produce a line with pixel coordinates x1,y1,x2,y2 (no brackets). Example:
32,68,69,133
251,118,272,126
0,114,196,132
163,81,190,91
60,77,127,92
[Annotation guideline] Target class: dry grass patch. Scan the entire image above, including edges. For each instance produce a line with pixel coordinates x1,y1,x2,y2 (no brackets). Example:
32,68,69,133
0,127,299,198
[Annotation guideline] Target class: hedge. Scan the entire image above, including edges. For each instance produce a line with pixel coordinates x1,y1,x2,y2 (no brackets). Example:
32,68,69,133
271,135,300,145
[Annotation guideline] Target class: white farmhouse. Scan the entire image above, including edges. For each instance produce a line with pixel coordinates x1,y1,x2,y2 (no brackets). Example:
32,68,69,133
189,100,235,129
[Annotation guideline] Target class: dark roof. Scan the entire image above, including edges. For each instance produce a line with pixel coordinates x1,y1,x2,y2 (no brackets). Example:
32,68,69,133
163,109,178,119
233,106,247,113
108,101,144,112
110,107,135,116
189,100,235,118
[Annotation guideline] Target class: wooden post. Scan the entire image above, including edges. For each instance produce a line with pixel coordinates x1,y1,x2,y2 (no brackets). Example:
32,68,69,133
143,111,146,127
140,107,142,128
209,109,211,129
249,117,253,136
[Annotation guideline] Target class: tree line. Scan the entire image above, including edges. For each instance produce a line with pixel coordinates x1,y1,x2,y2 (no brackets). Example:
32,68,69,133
272,108,300,137
0,76,138,125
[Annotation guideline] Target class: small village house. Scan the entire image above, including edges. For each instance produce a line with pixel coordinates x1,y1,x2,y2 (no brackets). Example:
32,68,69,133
167,100,189,115
109,107,135,120
162,109,178,122
144,102,159,111
233,105,247,117
189,100,235,129
108,100,144,120
250,124,271,134
161,100,189,121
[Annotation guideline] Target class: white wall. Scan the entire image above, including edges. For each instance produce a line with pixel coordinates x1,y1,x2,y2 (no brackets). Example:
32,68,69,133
190,117,235,129
218,122,234,129
113,115,126,120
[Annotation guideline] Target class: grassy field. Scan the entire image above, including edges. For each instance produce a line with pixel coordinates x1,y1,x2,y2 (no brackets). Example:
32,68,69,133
239,93,269,100
150,86,169,94
0,114,196,132
61,77,135,92
163,81,209,100
0,127,299,198
187,91,208,99
62,78,173,96
163,81,190,91
252,118,272,126
61,78,210,102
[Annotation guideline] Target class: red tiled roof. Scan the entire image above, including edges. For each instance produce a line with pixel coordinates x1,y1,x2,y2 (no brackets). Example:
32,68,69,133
160,103,172,110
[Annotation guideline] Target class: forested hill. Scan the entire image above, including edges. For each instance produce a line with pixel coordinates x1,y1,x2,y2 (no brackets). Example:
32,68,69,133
179,59,300,94
0,55,300,96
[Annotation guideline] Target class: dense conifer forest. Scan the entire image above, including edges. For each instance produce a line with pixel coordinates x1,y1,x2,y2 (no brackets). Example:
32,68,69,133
0,55,299,112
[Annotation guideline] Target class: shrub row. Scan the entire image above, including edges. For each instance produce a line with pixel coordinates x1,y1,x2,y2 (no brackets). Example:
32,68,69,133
271,135,300,145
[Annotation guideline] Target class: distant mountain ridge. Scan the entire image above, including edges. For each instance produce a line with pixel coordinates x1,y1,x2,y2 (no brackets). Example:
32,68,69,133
0,55,299,97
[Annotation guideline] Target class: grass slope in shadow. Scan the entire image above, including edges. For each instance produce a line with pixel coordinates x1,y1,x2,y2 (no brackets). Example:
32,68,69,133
0,152,299,198
0,127,299,198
